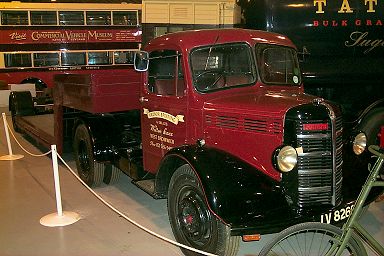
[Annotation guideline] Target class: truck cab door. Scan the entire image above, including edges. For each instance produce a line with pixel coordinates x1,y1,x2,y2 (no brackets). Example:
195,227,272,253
140,49,187,173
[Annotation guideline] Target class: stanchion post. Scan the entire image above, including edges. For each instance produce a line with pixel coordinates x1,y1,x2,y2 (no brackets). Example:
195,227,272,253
40,144,80,227
0,112,23,161
2,112,13,156
51,145,63,217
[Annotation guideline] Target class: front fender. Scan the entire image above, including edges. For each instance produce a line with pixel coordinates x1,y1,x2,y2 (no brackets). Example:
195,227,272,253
157,145,291,230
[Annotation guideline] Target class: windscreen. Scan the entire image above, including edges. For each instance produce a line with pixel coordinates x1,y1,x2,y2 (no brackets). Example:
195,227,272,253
190,43,256,93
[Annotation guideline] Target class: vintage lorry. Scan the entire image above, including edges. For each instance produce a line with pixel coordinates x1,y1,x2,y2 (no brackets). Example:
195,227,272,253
9,28,383,256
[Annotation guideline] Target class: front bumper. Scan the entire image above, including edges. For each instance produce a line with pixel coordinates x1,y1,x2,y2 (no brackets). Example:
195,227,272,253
229,184,383,236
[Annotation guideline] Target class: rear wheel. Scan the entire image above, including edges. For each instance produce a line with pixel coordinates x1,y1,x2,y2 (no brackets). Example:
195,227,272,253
10,105,21,133
9,91,35,133
167,164,240,256
259,222,366,256
73,124,104,187
103,164,121,184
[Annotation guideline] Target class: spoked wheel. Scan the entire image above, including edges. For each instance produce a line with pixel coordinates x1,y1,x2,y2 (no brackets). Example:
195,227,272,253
73,124,104,187
258,222,367,256
167,164,239,256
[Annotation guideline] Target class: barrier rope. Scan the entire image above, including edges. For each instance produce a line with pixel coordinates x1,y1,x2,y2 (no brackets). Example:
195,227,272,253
56,154,217,256
5,120,51,157
2,113,217,256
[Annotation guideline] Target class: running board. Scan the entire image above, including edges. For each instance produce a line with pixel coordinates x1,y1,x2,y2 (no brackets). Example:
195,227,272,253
132,179,156,197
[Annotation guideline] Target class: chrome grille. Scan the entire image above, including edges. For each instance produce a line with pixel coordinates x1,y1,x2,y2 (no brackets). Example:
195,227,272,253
334,115,343,202
296,116,343,207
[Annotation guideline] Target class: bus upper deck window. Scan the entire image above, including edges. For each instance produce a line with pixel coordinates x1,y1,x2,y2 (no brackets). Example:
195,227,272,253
154,27,168,37
114,51,134,64
61,52,86,66
88,52,112,65
59,11,84,25
112,11,137,25
31,11,57,25
1,11,28,25
34,53,59,67
86,11,111,25
5,53,32,68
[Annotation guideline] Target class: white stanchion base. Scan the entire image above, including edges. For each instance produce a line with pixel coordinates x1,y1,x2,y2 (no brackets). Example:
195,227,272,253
40,211,80,227
0,154,24,161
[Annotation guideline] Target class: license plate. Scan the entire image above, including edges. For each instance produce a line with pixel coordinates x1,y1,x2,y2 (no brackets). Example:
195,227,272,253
320,203,355,224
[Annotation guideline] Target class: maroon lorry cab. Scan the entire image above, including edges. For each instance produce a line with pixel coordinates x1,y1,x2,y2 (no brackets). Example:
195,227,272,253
141,29,307,179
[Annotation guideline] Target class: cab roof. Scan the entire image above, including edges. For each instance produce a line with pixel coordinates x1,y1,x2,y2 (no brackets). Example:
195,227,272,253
145,28,296,52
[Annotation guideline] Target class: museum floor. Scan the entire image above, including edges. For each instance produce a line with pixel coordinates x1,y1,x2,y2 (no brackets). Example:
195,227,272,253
1,108,383,256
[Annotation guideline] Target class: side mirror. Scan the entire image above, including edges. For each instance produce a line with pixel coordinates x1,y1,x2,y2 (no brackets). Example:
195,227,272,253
134,51,149,71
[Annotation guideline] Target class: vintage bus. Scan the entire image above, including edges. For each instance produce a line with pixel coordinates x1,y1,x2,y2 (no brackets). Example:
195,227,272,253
0,2,142,101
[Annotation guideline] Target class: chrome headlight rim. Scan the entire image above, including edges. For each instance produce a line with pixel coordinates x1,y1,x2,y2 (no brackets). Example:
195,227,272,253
274,145,298,173
353,132,367,155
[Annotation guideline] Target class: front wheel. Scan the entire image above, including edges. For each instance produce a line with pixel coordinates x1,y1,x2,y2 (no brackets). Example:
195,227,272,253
258,222,367,256
167,164,240,256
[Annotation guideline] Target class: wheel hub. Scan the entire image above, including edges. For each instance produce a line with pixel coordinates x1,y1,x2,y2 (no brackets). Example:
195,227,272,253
177,191,211,245
78,140,90,177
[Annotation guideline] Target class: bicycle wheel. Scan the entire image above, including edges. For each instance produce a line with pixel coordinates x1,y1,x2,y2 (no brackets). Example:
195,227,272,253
259,222,367,256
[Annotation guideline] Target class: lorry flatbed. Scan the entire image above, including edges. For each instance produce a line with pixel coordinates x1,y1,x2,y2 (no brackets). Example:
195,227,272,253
14,114,55,151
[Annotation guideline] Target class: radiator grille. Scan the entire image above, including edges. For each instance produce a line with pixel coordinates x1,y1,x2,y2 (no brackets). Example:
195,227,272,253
296,115,343,207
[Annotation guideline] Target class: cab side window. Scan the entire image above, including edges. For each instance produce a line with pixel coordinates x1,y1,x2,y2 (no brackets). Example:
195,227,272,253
257,44,301,86
148,50,185,97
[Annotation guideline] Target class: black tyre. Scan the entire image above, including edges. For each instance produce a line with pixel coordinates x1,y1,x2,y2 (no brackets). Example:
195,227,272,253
167,164,240,256
360,108,384,180
103,164,121,185
258,222,367,256
9,95,19,132
9,91,35,133
10,110,21,133
73,124,104,187
360,107,384,146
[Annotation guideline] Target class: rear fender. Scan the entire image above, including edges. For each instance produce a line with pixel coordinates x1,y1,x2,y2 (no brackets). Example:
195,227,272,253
73,115,121,162
9,91,35,116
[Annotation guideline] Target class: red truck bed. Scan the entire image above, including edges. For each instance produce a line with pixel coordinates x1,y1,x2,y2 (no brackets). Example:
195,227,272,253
54,71,141,114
